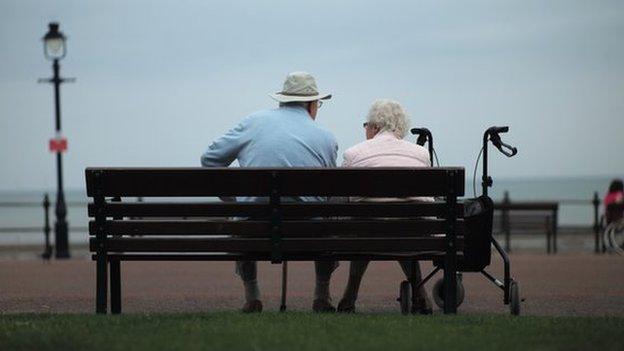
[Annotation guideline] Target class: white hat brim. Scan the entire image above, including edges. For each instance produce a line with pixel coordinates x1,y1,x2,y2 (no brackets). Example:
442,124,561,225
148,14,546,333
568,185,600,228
269,92,332,103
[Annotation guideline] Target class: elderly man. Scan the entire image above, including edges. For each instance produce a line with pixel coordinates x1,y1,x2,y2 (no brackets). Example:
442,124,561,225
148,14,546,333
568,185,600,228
201,72,339,313
337,99,433,314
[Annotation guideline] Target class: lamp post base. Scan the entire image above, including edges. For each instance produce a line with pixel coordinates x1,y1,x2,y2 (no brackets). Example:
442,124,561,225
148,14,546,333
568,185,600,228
54,221,71,259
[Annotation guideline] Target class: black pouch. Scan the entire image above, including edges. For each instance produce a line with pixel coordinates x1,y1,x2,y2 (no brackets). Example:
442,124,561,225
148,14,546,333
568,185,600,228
461,196,494,271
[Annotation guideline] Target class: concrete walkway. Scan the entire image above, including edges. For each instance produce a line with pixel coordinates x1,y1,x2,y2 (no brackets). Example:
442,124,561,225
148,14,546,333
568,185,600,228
1,254,623,316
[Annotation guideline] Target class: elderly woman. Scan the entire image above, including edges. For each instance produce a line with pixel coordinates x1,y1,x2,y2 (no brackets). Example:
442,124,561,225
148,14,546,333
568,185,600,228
337,99,433,314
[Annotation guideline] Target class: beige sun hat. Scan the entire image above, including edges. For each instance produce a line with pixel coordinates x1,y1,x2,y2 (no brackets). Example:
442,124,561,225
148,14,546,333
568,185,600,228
269,71,332,103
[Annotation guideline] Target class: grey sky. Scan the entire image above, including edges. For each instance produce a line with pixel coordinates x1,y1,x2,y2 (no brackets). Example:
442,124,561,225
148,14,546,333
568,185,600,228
1,0,623,191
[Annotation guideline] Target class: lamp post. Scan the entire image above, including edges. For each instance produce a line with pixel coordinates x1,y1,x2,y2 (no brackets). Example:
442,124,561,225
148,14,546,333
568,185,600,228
38,22,75,258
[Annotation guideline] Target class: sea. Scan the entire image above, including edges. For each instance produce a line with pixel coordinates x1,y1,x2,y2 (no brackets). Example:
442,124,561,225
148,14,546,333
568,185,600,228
0,176,617,246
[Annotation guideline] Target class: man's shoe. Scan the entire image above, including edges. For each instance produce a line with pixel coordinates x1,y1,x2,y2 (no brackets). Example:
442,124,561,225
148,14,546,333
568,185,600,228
312,299,336,313
242,300,263,313
337,299,356,313
411,296,433,315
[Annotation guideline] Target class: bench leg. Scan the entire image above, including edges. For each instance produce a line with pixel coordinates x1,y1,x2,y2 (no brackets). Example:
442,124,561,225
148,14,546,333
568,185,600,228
553,225,558,254
505,228,511,253
280,261,287,312
96,254,108,314
409,261,418,309
110,259,122,314
407,261,418,308
546,217,552,254
443,266,458,314
547,231,551,254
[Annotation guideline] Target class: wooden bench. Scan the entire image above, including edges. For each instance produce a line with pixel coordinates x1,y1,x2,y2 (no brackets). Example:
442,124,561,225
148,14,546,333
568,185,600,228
494,201,558,254
86,167,480,315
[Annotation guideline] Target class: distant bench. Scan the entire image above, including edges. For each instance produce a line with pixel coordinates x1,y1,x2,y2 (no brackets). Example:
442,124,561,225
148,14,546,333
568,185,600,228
86,167,490,315
493,201,558,254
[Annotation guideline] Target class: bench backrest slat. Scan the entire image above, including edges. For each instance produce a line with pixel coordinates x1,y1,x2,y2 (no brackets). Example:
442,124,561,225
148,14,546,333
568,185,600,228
89,219,465,237
88,202,464,218
85,167,464,197
493,211,555,232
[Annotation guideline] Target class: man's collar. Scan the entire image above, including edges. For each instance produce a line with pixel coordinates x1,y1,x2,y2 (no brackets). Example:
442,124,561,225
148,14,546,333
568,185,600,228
280,105,313,119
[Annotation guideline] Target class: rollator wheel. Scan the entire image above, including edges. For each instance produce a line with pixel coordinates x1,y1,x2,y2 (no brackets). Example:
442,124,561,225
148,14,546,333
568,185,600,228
398,280,411,315
432,276,465,309
510,280,520,316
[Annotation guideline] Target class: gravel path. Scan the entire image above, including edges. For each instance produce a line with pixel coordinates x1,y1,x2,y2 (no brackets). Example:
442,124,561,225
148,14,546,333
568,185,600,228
1,254,623,316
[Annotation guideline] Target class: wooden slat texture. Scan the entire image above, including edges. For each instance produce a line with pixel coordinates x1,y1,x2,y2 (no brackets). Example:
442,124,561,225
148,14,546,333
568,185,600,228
494,202,558,211
493,213,552,232
99,252,458,261
85,167,464,197
89,219,465,236
90,237,462,253
88,201,465,219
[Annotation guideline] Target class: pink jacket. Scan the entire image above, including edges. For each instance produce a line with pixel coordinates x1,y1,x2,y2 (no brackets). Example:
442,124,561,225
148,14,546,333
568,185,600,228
342,131,433,202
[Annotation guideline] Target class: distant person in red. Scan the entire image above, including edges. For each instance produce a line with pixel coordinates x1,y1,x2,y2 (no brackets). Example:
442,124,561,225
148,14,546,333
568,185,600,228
604,179,624,224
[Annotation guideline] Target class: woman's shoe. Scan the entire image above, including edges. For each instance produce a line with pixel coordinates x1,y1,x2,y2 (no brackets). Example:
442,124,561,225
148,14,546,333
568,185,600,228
242,300,263,313
411,296,433,315
337,299,356,313
312,299,336,313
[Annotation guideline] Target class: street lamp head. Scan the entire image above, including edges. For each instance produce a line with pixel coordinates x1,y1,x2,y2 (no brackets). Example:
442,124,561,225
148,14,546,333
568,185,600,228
43,22,66,61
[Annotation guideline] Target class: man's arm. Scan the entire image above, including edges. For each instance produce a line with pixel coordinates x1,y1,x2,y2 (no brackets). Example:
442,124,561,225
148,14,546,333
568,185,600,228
322,133,338,168
328,140,338,167
200,118,250,167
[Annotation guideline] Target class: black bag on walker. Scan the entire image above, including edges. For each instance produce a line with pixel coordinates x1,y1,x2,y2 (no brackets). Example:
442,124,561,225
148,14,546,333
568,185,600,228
460,196,494,272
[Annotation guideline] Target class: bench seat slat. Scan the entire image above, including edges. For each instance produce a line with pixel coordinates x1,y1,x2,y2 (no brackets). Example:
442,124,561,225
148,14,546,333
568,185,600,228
89,219,465,236
91,237,463,252
100,252,459,261
85,167,465,197
494,203,558,211
88,202,465,218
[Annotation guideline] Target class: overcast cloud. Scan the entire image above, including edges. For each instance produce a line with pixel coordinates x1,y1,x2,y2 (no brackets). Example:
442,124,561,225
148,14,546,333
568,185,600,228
1,0,623,191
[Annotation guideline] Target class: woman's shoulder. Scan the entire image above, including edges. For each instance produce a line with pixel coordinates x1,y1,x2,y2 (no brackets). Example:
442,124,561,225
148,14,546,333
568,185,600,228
344,137,381,157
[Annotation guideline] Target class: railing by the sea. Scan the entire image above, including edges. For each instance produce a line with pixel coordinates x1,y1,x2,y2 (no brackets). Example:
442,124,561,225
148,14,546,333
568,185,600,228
0,194,88,259
558,195,603,253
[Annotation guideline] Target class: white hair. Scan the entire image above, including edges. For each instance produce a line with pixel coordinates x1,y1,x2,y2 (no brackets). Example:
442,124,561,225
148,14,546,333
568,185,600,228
366,99,410,138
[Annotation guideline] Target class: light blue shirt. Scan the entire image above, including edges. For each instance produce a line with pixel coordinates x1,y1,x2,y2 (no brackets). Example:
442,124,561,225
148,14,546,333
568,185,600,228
201,106,338,202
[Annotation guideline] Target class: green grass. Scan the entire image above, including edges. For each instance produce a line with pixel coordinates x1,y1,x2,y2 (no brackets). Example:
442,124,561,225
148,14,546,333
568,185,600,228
1,313,623,351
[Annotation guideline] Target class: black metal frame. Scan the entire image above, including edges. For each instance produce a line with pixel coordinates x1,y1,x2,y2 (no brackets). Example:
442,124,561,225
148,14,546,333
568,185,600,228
443,169,459,313
413,126,518,308
481,127,517,305
93,170,107,314
110,196,122,314
38,23,76,258
42,194,52,259
593,192,602,253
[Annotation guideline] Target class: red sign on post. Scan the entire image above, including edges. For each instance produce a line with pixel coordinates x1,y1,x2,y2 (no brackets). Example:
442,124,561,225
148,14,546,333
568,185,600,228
49,137,68,152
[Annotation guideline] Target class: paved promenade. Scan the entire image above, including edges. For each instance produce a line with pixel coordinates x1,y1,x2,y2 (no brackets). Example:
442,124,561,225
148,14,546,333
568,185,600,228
1,254,623,316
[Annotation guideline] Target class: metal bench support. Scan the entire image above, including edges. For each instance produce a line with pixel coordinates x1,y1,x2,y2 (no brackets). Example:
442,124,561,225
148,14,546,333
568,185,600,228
443,170,458,314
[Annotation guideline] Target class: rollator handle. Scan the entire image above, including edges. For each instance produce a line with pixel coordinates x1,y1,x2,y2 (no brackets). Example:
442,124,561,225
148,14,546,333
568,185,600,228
488,127,517,158
487,126,509,134
497,141,518,157
410,128,431,146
